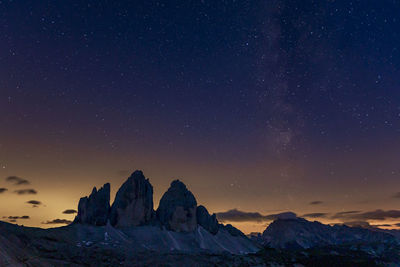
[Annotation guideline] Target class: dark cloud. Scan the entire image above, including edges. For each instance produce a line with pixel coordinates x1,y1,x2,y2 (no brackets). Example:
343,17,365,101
264,212,298,221
7,216,30,220
9,219,16,223
309,201,323,205
62,209,77,214
302,213,328,219
331,210,361,219
26,200,42,207
14,189,37,195
216,209,298,223
27,200,41,205
216,209,265,223
42,219,72,225
0,188,7,193
394,223,400,227
6,176,30,185
393,192,400,199
352,210,400,221
333,209,400,221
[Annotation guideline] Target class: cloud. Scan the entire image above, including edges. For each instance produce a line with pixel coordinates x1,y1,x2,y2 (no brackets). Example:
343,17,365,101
302,213,328,219
42,219,72,225
0,188,7,193
216,209,265,223
7,216,30,220
309,201,323,205
352,210,400,221
333,209,400,221
6,176,30,185
264,212,298,220
14,189,37,195
394,223,400,227
216,209,299,223
62,209,77,214
393,192,400,199
331,211,361,219
26,200,42,207
374,224,392,227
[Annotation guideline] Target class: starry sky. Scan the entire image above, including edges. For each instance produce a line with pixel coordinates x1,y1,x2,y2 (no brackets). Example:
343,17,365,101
0,0,400,233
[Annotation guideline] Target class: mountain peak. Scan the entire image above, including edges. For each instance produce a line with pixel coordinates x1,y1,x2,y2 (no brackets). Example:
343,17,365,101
157,179,197,232
74,183,110,226
130,170,145,178
170,179,188,190
109,170,154,227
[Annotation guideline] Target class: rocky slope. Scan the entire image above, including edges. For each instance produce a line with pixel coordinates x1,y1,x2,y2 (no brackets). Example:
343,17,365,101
0,221,263,266
1,218,399,266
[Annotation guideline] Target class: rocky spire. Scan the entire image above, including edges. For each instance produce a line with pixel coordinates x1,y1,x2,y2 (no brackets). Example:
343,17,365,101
109,170,154,227
74,183,110,226
196,205,219,235
156,180,197,232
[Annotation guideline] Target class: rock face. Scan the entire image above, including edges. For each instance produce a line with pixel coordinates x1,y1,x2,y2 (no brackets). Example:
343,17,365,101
220,224,246,237
196,205,219,235
156,180,197,232
109,170,154,227
74,183,110,226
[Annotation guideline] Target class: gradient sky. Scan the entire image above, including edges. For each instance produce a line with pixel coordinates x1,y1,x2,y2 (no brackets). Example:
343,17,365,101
0,0,400,234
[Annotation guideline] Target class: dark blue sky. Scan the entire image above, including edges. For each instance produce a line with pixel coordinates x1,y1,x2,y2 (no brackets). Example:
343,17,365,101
0,0,400,232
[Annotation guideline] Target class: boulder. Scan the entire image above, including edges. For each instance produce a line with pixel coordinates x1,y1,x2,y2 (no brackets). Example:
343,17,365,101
156,180,197,232
196,205,219,234
109,170,154,227
74,183,110,226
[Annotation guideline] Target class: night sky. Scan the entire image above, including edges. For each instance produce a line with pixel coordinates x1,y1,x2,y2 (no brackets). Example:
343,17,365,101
1,0,400,233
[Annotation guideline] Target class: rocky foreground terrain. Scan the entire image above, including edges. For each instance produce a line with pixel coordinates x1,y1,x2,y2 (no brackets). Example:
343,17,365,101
1,170,400,266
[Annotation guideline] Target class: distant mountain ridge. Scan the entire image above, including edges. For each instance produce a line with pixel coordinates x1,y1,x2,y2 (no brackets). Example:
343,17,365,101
251,216,400,250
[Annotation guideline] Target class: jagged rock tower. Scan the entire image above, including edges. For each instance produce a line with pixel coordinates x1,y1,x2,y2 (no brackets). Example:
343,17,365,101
196,205,219,234
74,183,110,226
109,170,154,227
156,180,198,232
